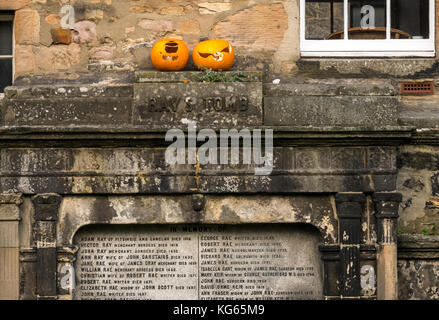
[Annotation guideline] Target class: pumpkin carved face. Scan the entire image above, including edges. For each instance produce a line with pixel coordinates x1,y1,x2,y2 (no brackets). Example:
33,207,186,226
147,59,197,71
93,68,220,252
192,40,235,71
151,38,189,71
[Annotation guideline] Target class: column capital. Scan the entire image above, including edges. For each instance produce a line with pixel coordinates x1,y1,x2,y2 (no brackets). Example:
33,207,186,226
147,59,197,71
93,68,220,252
335,192,366,219
32,194,62,221
0,193,23,221
372,192,402,219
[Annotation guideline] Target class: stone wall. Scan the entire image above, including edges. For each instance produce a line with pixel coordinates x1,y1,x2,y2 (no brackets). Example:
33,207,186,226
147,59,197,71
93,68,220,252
398,145,439,236
397,144,439,299
0,0,300,77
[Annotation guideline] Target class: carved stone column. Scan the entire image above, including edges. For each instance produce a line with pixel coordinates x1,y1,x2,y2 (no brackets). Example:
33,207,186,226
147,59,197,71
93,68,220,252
0,193,23,299
372,192,402,300
335,192,365,299
32,194,62,300
57,246,78,300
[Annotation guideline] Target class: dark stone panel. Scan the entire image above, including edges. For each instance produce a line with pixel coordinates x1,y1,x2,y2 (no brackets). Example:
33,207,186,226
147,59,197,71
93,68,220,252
0,173,397,194
33,195,62,221
19,249,37,300
340,246,361,296
367,146,396,170
36,248,57,297
398,152,439,170
0,146,398,194
319,245,341,297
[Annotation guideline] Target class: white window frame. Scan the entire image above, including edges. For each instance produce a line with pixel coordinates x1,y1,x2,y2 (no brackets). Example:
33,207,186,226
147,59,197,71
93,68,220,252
300,0,435,57
0,12,14,94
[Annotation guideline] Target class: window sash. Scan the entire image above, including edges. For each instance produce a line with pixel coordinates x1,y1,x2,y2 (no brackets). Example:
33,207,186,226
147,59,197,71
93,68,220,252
0,12,14,92
300,0,435,56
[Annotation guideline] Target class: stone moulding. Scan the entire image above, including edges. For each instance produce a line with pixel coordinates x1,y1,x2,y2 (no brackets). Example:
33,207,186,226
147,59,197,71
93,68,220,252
0,70,406,129
56,195,339,247
397,234,439,259
0,145,399,195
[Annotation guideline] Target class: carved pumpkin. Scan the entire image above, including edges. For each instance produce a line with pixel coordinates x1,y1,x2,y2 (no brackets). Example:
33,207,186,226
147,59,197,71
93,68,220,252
151,38,189,71
192,40,235,71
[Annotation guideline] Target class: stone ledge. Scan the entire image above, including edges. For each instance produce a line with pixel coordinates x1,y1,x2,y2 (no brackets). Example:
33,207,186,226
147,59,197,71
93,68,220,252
264,96,399,127
2,97,132,126
264,79,397,96
135,71,263,83
399,104,439,128
398,234,439,259
3,85,133,99
297,58,439,78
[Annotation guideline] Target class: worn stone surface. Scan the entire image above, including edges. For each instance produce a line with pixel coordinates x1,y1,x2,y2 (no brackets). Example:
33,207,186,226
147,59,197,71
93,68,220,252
297,59,439,78
57,195,337,246
14,9,40,45
2,95,132,127
32,44,81,71
133,82,263,128
397,145,439,234
0,146,397,195
264,79,396,96
0,0,29,10
213,4,288,53
397,235,439,300
398,104,439,128
264,96,398,127
72,21,98,44
398,259,439,299
198,2,232,14
135,71,263,83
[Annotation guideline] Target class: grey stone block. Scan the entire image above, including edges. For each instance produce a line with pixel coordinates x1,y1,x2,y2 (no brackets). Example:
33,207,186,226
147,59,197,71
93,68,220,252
134,82,263,128
2,97,132,126
264,96,398,127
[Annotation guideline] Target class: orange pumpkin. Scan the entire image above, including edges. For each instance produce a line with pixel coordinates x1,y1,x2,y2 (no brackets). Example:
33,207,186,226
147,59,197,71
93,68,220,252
192,40,235,71
151,38,189,71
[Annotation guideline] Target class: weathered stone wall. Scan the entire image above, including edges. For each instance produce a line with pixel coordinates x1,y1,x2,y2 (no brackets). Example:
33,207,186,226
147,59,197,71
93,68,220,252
397,235,439,299
398,145,439,235
397,144,439,299
0,0,300,78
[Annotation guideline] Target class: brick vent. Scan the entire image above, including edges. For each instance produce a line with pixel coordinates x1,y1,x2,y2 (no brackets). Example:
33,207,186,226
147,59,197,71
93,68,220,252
401,81,434,95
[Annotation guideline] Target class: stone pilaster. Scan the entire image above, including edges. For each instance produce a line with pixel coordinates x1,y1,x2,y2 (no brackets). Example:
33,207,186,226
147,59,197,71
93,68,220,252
57,246,78,300
335,192,365,298
32,194,62,299
0,193,23,300
372,192,402,300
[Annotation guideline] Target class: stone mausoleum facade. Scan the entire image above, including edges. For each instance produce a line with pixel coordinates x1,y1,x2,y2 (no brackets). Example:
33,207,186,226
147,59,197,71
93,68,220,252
0,0,438,300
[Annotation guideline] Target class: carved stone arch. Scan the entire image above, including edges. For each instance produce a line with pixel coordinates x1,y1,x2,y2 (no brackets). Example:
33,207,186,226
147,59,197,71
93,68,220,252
57,195,339,247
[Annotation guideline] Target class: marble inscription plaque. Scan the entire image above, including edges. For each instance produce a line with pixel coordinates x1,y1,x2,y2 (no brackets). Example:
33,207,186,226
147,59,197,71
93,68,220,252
73,224,323,300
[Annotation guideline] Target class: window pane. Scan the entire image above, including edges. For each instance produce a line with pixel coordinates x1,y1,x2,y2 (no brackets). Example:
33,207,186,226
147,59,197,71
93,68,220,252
348,0,387,39
0,58,12,93
305,0,344,40
0,20,13,55
391,0,429,39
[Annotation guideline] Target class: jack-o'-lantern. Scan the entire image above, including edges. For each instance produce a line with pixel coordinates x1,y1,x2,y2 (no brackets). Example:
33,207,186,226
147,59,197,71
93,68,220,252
192,40,235,71
151,38,189,71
